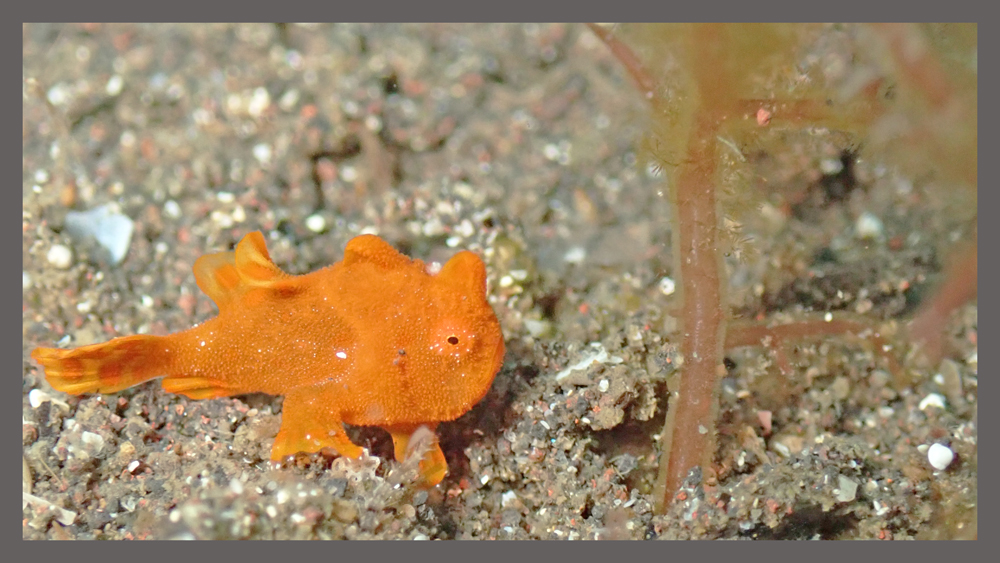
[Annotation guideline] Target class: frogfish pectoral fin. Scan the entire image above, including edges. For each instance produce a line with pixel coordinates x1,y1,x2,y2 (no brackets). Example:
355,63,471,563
160,374,233,400
270,386,362,461
388,423,447,488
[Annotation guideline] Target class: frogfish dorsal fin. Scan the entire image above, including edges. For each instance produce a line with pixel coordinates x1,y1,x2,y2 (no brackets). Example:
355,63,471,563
194,231,289,310
437,250,487,300
342,234,414,271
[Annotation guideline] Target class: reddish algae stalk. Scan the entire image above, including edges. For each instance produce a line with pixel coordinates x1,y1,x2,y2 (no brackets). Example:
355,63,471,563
656,110,727,506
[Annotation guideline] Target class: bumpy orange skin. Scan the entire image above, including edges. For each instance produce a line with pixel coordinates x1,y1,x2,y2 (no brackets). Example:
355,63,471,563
31,232,506,487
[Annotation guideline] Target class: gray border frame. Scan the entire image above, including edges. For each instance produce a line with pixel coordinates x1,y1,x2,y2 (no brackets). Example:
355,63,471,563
13,2,987,559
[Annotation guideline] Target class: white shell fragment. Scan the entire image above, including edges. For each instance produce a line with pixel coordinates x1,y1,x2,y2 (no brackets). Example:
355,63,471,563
80,431,105,455
28,388,69,409
23,492,77,526
554,342,624,383
918,393,946,411
64,204,135,265
927,443,954,470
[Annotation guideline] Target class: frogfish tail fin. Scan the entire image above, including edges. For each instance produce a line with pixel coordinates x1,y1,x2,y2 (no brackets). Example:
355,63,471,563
31,334,173,395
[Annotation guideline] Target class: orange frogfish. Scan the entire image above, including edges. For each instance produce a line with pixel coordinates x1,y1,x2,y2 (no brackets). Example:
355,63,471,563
31,232,505,487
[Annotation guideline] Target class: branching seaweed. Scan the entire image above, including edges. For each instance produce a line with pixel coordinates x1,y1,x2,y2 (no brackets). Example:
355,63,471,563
589,23,977,514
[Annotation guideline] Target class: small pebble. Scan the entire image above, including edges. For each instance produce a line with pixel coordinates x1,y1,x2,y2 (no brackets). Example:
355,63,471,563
211,210,233,228
247,87,271,118
453,220,473,239
106,74,124,96
164,200,181,219
659,276,676,296
46,244,73,269
305,214,327,233
421,217,444,237
231,205,246,223
927,443,954,470
819,157,844,175
253,143,272,165
46,83,70,106
563,246,586,265
22,271,31,289
340,166,358,182
836,475,858,502
523,319,549,337
543,143,560,161
855,212,884,240
831,376,851,401
757,410,772,434
278,89,300,111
